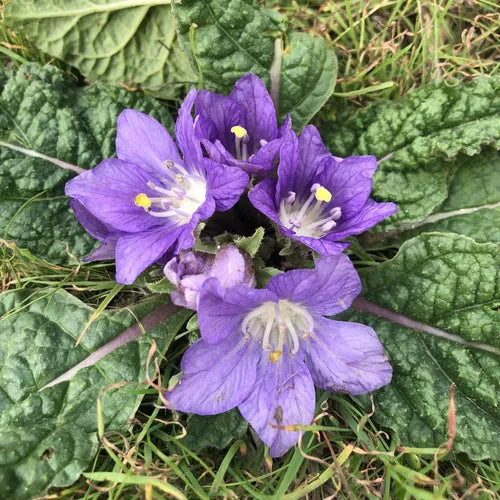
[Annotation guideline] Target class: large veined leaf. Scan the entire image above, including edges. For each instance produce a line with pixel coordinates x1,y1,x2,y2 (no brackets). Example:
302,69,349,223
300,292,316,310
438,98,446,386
363,149,500,245
3,0,197,100
0,289,189,499
172,0,337,129
324,77,500,227
345,233,500,460
0,63,173,263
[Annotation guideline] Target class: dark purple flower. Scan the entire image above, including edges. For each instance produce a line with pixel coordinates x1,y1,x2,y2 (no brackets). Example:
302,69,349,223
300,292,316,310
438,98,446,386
65,90,249,284
69,200,122,261
164,244,256,310
194,74,291,176
165,254,392,457
248,127,397,255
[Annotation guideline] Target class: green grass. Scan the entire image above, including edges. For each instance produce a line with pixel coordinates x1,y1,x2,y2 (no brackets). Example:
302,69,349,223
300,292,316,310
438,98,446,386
1,0,499,498
267,0,499,104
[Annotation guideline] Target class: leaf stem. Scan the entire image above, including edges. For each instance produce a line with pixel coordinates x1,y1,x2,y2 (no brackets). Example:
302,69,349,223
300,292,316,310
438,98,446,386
41,302,180,390
270,37,283,112
0,140,84,173
352,297,500,356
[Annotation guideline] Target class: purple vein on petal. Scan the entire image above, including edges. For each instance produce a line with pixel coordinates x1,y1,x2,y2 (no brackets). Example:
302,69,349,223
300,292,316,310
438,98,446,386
40,302,180,390
352,297,500,356
0,140,85,174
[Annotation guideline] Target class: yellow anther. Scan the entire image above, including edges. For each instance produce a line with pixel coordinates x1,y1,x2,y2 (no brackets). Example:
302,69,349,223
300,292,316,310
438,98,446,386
230,125,248,138
134,193,151,209
315,186,332,203
269,350,282,363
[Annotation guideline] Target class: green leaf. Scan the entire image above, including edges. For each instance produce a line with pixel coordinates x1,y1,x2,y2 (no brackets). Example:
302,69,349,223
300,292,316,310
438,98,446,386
228,227,265,258
0,63,173,263
4,0,197,100
324,77,500,227
182,409,248,452
344,233,500,459
363,149,500,245
279,32,337,129
0,289,189,499
173,0,337,129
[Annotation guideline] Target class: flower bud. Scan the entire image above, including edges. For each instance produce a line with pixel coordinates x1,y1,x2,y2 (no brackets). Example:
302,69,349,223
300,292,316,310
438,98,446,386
164,244,256,310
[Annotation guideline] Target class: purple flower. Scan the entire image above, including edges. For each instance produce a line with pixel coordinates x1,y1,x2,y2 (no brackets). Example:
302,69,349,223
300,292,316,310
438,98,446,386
164,244,256,310
65,90,249,284
165,254,392,457
194,74,291,176
249,127,397,255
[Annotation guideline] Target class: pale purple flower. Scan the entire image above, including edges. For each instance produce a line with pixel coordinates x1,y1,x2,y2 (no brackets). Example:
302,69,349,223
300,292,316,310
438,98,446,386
164,244,256,310
65,90,249,284
165,254,392,457
249,127,397,254
194,74,291,176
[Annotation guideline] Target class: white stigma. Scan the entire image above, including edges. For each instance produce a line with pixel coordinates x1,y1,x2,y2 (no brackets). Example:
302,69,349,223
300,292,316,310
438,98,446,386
241,300,314,362
279,184,341,238
134,160,206,225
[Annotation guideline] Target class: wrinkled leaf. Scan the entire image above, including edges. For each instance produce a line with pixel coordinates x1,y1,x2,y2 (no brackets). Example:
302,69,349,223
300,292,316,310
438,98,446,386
363,149,500,245
0,63,173,263
324,77,500,227
344,233,500,459
173,0,337,129
0,289,189,499
4,0,197,99
182,409,248,452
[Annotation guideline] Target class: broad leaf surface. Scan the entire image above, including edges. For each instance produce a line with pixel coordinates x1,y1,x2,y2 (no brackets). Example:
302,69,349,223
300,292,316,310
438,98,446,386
324,77,500,227
0,289,188,499
183,409,248,452
0,63,173,263
4,0,197,99
363,149,500,245
344,233,500,459
173,0,337,129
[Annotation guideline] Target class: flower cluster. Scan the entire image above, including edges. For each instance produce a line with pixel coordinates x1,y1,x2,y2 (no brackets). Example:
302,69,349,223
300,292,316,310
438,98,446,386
66,74,396,457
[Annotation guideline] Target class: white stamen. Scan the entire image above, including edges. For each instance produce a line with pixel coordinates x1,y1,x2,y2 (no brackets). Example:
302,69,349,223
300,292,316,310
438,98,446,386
278,183,342,238
241,300,314,357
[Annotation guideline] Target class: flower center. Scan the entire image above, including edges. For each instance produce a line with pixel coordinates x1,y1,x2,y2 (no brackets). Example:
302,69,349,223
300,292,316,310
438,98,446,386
134,160,206,225
279,183,342,238
241,299,314,362
231,125,249,161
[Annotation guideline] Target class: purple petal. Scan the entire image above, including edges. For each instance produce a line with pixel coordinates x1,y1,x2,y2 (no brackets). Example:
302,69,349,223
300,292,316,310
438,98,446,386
115,224,185,284
170,274,208,310
166,335,261,415
198,278,278,345
196,90,246,156
318,155,378,218
83,241,117,262
296,125,331,195
292,235,350,255
267,254,361,316
69,199,115,242
194,113,218,142
201,138,232,164
175,88,202,170
65,159,160,233
238,351,315,458
70,200,121,261
248,178,280,225
329,199,398,239
303,316,392,395
230,74,278,153
116,109,182,178
204,159,249,212
210,244,256,289
246,136,283,175
275,130,300,204
278,114,292,136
